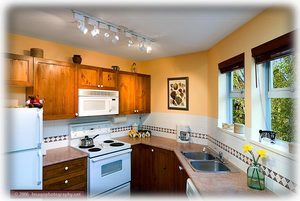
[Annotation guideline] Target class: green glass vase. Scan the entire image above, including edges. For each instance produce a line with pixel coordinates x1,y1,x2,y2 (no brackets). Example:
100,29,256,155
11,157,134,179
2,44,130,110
247,164,265,190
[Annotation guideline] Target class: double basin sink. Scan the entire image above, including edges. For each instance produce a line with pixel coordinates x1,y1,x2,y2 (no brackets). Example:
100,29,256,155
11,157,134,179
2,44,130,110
182,150,231,172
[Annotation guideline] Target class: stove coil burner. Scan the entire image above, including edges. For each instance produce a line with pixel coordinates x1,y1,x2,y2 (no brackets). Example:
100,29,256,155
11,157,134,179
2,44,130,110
110,142,124,147
103,140,114,143
79,145,95,149
88,148,101,152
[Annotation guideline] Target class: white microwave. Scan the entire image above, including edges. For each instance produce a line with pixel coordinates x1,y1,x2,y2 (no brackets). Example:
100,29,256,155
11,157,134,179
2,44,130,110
78,89,119,117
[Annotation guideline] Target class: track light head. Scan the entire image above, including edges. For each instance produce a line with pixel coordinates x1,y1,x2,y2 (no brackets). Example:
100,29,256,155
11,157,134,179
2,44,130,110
91,26,100,37
128,40,133,47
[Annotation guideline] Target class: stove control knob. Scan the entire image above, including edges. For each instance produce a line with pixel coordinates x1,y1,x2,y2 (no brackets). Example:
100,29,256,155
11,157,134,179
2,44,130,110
65,166,69,171
64,180,68,184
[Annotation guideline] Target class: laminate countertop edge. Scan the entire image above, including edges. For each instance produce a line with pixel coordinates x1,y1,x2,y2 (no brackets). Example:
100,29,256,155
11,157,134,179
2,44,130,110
43,146,88,167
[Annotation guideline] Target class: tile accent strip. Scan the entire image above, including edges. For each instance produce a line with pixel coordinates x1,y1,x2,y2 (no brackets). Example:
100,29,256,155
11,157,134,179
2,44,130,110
111,126,132,133
207,135,296,192
43,135,68,143
142,125,207,139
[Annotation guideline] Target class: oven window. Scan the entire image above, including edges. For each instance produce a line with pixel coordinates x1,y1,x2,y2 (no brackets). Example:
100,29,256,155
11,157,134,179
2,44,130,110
101,160,122,177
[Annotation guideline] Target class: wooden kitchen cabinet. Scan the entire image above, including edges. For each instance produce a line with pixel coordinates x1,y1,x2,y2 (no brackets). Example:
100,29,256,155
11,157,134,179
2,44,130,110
78,65,117,90
5,53,33,87
131,144,176,194
43,157,87,192
33,58,78,120
118,71,151,115
174,155,189,193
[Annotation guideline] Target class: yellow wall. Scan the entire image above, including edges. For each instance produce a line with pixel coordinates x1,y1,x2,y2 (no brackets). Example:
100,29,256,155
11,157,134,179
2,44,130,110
8,33,141,71
207,7,294,127
140,52,208,116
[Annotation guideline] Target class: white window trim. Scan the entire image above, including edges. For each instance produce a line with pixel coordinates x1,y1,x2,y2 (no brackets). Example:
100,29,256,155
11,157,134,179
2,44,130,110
227,69,245,124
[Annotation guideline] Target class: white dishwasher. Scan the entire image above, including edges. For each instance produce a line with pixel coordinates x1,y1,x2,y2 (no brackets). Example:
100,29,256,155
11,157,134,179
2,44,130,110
186,178,201,198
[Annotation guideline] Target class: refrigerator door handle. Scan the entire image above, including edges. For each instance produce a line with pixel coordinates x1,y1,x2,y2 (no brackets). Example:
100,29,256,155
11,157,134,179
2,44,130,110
37,109,43,148
37,150,42,186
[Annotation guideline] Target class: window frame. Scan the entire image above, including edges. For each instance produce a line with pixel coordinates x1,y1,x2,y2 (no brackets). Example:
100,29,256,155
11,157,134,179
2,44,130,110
264,55,295,138
227,69,245,124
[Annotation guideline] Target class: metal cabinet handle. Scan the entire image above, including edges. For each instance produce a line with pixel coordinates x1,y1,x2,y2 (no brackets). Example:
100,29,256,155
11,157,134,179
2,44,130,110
100,85,103,87
64,180,68,184
75,113,79,117
97,85,100,88
65,166,69,171
151,149,154,152
179,166,183,171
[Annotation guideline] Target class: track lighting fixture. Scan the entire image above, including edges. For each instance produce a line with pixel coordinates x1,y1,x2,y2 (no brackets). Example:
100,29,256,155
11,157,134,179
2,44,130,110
72,10,154,53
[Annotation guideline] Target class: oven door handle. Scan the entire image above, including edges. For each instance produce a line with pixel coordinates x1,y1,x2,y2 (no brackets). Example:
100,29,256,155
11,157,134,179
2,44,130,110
91,149,132,163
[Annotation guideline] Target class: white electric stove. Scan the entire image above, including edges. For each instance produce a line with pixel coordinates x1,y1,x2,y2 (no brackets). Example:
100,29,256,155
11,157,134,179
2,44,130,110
69,122,131,198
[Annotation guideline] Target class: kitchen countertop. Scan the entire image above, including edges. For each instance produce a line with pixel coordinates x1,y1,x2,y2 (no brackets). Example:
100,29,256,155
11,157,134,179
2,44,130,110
115,136,274,196
43,146,88,167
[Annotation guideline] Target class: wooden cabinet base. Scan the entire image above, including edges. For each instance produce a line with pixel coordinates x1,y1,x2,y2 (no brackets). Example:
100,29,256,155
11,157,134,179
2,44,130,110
131,144,188,195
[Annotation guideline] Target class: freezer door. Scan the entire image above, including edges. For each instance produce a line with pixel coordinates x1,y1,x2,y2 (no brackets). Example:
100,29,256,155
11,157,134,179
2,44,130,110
6,108,43,152
7,149,43,190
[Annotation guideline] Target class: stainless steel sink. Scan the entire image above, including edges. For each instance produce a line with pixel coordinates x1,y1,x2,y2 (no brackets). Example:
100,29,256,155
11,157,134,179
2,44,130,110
182,151,215,160
190,160,230,172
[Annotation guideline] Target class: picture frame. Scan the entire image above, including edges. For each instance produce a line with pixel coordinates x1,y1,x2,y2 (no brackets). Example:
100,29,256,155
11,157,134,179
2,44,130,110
167,77,189,110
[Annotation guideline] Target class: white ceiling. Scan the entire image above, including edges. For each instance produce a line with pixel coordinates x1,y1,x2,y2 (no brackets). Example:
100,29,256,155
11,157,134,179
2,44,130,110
8,6,265,61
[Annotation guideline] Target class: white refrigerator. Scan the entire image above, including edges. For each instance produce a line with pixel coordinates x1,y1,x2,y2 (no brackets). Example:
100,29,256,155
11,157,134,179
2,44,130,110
6,108,43,190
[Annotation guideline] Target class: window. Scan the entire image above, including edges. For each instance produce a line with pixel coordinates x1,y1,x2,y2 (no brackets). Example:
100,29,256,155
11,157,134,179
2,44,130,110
218,53,245,126
228,69,245,124
265,55,295,142
251,31,295,143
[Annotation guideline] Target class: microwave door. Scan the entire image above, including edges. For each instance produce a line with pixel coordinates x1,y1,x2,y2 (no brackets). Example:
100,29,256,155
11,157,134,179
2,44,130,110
79,97,110,116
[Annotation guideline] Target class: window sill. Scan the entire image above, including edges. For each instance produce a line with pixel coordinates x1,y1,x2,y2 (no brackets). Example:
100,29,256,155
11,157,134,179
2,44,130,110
250,139,295,161
217,127,246,141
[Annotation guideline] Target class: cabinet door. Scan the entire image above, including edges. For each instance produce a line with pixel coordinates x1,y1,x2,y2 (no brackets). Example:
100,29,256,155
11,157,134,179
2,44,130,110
100,69,117,90
139,145,154,192
118,71,136,114
34,58,77,120
174,156,189,194
5,53,33,86
131,144,141,193
78,65,99,89
152,147,175,193
135,74,151,113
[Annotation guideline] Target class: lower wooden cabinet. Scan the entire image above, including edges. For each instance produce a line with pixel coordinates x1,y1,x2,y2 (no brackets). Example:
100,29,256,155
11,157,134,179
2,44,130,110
131,144,188,194
43,157,87,192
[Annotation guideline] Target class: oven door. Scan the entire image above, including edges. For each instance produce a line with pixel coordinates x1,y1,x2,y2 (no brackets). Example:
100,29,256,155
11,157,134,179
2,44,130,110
88,149,131,197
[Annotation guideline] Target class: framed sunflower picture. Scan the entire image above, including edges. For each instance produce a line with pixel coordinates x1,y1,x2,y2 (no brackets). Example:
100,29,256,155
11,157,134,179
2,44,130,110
167,77,189,110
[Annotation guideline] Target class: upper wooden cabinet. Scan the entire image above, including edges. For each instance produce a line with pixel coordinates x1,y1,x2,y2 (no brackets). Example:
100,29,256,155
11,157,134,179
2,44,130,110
78,65,117,90
33,58,78,120
5,53,33,87
118,71,151,115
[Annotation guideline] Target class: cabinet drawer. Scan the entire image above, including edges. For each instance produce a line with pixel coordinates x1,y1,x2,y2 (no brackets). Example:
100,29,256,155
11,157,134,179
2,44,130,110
43,157,86,181
43,170,86,190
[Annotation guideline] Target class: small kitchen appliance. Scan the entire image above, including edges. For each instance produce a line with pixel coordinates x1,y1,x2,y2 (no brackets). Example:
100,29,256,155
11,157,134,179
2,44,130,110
78,89,119,117
69,122,131,197
176,125,190,143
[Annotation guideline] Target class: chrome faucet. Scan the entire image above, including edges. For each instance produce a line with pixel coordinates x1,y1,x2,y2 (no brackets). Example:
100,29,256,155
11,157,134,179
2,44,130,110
217,151,225,163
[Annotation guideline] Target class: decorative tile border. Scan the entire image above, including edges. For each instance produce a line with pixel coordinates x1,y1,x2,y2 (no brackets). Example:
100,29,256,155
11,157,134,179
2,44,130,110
43,135,68,143
111,126,132,133
142,125,177,134
207,135,296,192
142,125,207,140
